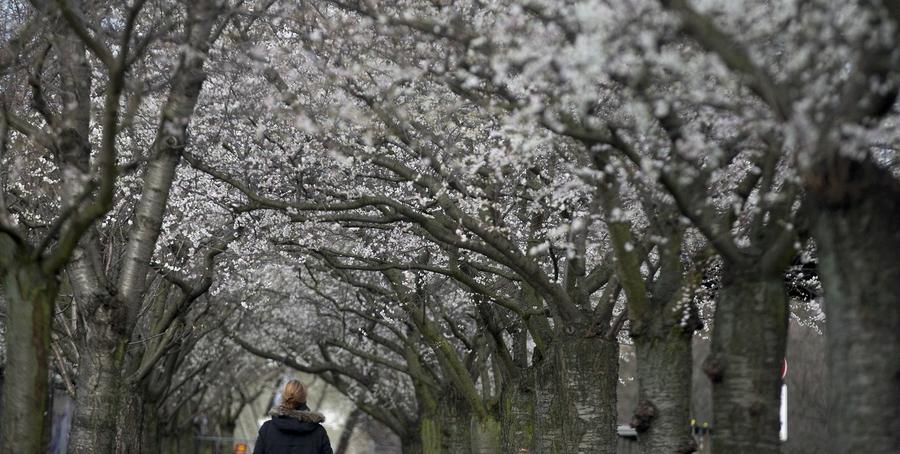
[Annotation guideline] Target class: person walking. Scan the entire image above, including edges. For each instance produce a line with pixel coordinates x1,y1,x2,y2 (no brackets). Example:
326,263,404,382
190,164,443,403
253,379,333,454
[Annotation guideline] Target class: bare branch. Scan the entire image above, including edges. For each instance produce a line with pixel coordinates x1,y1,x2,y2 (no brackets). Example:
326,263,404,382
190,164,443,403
52,0,115,68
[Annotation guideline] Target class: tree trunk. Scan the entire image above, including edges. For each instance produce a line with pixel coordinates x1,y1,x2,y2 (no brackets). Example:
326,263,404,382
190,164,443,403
115,0,218,331
809,158,900,453
402,434,425,454
705,268,787,454
141,416,162,454
111,391,162,454
439,394,471,453
141,403,161,454
533,335,618,454
500,373,535,453
633,327,697,453
418,414,441,454
160,435,174,454
411,376,441,454
115,390,145,453
0,260,58,454
469,416,500,454
68,310,126,454
335,407,363,454
160,428,193,454
217,420,236,454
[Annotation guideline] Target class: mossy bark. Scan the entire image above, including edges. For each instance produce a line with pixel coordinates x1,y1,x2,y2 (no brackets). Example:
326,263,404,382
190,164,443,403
500,373,535,453
0,260,58,454
419,414,442,454
433,391,470,453
470,415,501,453
402,434,425,454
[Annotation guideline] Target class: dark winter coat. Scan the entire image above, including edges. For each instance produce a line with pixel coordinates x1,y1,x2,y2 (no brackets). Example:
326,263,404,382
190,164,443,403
252,404,333,454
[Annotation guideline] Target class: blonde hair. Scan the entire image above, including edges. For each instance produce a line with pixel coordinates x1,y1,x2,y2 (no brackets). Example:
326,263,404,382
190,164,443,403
282,379,307,409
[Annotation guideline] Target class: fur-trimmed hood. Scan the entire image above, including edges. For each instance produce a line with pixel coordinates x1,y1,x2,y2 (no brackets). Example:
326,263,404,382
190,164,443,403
268,405,326,425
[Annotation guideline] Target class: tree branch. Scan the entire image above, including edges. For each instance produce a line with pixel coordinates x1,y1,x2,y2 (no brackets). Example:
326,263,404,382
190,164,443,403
658,0,792,120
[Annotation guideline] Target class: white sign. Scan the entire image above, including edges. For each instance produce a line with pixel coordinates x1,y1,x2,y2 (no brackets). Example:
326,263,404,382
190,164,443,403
779,384,788,441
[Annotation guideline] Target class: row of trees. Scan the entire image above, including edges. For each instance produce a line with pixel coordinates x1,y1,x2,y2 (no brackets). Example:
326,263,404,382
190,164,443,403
1,0,898,453
0,0,272,451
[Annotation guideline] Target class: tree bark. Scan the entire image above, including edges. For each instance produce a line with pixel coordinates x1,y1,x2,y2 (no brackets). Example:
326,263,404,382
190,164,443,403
809,157,900,453
114,390,145,453
633,327,697,453
140,401,162,454
533,335,618,454
500,373,535,453
439,393,471,453
67,298,126,454
410,369,441,454
112,390,163,454
402,435,425,454
160,427,193,454
469,415,500,454
705,268,787,454
0,259,58,454
418,415,441,454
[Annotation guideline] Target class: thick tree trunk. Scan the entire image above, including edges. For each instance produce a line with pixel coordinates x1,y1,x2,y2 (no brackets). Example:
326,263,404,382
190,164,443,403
417,415,441,454
533,335,618,454
68,311,125,454
0,260,58,454
809,158,900,453
633,327,696,453
160,435,174,454
160,428,193,454
500,373,535,453
469,416,500,454
402,434,425,454
115,390,145,453
141,403,162,454
111,390,162,454
705,269,787,454
411,376,441,454
439,394,471,453
68,131,186,453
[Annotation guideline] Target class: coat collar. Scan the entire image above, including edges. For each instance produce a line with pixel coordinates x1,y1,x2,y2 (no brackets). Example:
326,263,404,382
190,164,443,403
268,405,326,423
